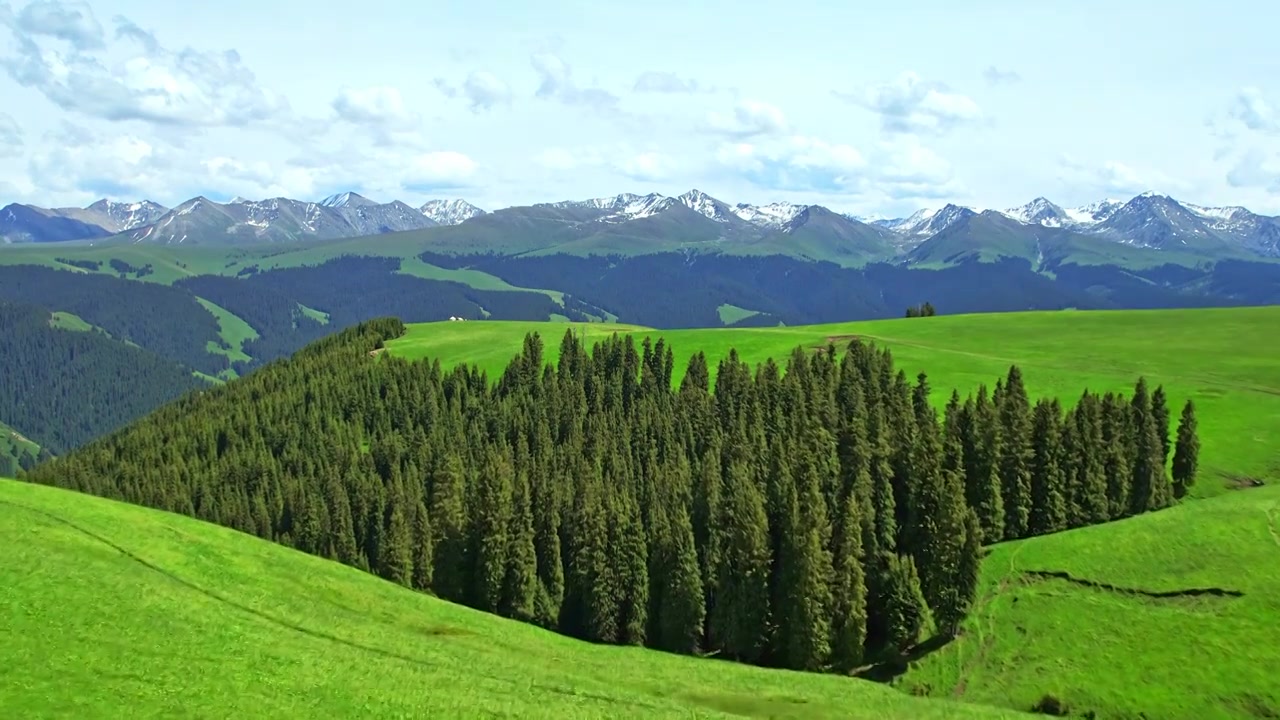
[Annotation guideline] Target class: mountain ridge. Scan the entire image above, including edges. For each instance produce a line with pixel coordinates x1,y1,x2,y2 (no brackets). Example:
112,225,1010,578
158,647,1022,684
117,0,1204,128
2,189,1277,262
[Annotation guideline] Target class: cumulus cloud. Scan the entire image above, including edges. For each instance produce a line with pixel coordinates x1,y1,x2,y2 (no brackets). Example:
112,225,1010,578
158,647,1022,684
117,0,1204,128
982,65,1021,85
433,71,512,111
616,151,675,181
716,131,958,200
1225,148,1280,193
1057,154,1186,196
1228,87,1277,134
25,122,174,199
530,52,620,111
331,85,414,128
0,112,22,156
287,143,479,198
705,100,788,138
633,71,701,94
11,0,102,50
0,2,288,128
837,71,982,135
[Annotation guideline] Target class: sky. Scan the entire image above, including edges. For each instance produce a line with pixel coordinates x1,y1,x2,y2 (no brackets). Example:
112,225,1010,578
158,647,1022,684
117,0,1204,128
0,0,1278,218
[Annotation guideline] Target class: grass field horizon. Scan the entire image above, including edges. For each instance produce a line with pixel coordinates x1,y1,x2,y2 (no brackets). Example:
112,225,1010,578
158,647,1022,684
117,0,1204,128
0,478,1022,719
385,305,1280,499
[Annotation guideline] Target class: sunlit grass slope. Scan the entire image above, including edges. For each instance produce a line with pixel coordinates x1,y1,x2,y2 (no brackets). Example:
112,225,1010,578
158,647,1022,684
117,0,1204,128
0,479,1018,719
384,306,1280,498
901,483,1280,719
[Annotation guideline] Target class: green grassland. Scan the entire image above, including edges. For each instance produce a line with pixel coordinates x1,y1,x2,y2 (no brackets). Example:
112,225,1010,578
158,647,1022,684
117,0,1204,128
716,303,762,325
47,310,95,332
194,297,258,376
384,306,1280,499
0,478,1019,719
0,420,39,466
901,482,1280,719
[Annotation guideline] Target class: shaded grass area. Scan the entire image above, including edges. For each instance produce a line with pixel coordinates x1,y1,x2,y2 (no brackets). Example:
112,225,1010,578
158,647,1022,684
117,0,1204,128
385,307,1280,499
899,484,1280,719
0,479,1019,719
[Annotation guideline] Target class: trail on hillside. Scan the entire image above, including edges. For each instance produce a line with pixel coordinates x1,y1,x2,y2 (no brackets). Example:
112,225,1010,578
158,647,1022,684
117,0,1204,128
0,497,671,713
1267,503,1280,548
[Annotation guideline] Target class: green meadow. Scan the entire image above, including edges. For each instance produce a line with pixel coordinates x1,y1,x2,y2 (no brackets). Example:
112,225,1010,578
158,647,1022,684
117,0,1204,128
385,305,1280,499
0,478,1018,719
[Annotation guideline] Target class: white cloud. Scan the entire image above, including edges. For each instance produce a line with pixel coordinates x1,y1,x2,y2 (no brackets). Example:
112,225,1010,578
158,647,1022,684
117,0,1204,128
0,112,22,156
705,100,788,138
715,130,959,201
331,85,414,128
1057,154,1187,196
1228,87,1277,134
983,66,1021,86
25,123,173,200
1225,148,1280,193
462,71,511,111
633,71,701,94
0,3,288,128
530,52,620,111
838,71,982,135
616,151,674,181
11,0,103,50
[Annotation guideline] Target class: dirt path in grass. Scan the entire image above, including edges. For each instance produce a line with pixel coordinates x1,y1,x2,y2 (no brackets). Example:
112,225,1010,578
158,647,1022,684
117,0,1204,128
1266,503,1280,547
952,542,1029,698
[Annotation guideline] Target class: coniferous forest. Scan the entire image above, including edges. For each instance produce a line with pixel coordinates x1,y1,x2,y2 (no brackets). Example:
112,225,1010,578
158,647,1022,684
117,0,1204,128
25,318,1200,675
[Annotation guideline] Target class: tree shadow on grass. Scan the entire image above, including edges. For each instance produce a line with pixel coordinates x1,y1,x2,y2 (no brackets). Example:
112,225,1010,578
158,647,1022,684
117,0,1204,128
855,633,956,683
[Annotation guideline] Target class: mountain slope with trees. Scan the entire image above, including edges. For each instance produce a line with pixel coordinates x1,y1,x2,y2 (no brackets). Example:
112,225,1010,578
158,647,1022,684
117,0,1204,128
25,319,1199,679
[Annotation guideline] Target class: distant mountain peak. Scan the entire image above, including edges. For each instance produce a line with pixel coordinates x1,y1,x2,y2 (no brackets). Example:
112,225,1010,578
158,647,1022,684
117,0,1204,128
320,191,378,209
420,199,485,226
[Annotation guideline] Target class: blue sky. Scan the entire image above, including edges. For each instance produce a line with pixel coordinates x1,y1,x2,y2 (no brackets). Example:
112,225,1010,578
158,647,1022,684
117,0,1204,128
0,0,1277,216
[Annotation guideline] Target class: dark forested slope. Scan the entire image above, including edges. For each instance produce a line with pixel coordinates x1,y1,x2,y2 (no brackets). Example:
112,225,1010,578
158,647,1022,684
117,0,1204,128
0,301,206,456
27,319,1200,676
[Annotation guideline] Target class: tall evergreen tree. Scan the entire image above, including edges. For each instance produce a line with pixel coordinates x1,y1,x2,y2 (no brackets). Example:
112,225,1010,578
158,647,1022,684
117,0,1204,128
829,483,868,673
963,386,1005,542
712,460,772,664
1028,398,1067,536
997,366,1034,539
1129,378,1168,514
379,496,414,586
410,500,434,592
1171,399,1200,500
471,446,513,613
429,451,470,603
880,553,929,657
501,465,538,622
1152,384,1172,466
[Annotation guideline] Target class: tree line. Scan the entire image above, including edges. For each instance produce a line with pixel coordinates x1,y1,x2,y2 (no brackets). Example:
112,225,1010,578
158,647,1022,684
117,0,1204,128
25,318,1200,675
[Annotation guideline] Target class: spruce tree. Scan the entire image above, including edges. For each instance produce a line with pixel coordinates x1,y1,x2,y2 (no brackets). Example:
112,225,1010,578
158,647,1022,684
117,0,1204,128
429,452,470,603
997,366,1034,539
881,553,929,657
471,446,513,613
778,441,834,671
964,386,1005,542
1071,392,1110,526
411,500,434,592
1028,399,1067,536
712,459,772,664
380,498,413,587
905,405,969,636
1129,378,1168,514
653,463,706,654
1171,399,1200,500
829,483,868,673
1152,384,1172,466
501,466,538,622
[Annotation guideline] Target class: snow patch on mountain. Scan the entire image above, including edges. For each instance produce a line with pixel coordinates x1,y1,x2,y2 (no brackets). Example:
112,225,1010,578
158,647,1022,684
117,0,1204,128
420,199,486,225
734,202,807,229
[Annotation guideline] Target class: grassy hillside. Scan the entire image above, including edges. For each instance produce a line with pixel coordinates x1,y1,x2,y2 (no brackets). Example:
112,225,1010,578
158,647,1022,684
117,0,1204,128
901,482,1280,719
384,306,1280,497
0,478,1018,719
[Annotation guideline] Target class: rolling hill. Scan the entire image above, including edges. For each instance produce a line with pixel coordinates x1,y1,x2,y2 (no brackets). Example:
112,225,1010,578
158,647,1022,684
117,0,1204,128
384,306,1280,498
0,478,1017,719
901,481,1280,719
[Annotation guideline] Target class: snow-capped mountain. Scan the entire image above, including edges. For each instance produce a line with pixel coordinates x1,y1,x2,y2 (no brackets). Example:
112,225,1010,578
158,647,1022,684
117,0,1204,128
1004,198,1071,227
876,204,978,236
75,199,169,233
420,199,486,226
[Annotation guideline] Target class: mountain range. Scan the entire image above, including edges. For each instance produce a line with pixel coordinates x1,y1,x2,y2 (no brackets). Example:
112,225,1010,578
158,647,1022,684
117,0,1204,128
2,189,1278,263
